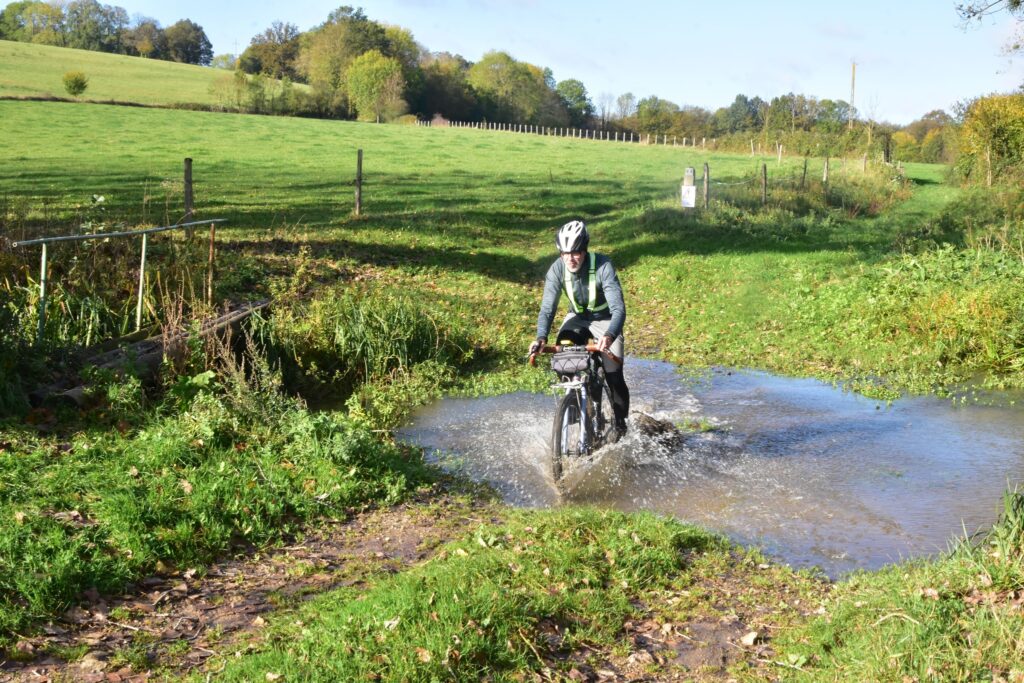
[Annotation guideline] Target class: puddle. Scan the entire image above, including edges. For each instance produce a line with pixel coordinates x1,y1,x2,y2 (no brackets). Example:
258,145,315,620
396,359,1024,577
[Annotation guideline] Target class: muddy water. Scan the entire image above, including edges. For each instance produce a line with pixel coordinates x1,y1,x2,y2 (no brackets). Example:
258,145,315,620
396,360,1024,576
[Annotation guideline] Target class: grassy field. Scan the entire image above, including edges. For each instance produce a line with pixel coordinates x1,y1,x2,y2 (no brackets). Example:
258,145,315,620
0,40,309,108
2,98,1024,679
3,99,1020,396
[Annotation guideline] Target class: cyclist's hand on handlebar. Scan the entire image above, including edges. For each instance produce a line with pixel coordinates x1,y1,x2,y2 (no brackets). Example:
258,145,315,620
528,338,546,356
596,334,614,353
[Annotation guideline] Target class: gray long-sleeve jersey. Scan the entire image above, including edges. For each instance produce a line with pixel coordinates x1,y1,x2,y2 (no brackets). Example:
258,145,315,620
536,252,626,341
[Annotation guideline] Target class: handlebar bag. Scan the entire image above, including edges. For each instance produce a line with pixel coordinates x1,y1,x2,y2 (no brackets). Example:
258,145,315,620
551,350,590,376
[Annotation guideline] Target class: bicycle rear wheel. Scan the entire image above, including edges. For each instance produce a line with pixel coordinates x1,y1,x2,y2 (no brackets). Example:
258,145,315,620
551,390,587,481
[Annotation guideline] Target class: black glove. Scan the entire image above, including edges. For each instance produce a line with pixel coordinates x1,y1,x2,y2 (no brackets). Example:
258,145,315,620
528,337,546,356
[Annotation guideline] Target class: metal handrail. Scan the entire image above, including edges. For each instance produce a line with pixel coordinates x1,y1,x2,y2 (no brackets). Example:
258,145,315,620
12,219,227,344
10,219,226,248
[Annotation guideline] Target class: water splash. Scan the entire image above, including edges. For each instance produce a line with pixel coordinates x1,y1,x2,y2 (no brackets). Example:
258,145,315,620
397,360,1024,577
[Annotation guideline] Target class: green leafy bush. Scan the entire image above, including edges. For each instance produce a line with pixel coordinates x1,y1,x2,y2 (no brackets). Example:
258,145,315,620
62,71,88,97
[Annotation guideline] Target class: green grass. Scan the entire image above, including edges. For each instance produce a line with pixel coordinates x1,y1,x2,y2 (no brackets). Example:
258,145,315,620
779,488,1024,681
203,507,820,682
0,40,238,105
3,99,1021,399
0,353,432,641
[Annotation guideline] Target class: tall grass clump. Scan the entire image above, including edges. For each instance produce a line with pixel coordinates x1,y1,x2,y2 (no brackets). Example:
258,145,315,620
0,334,430,646
265,284,474,404
939,186,1024,261
781,488,1024,681
212,508,724,682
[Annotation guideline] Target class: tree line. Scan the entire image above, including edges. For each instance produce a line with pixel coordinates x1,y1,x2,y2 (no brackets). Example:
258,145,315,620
0,0,213,65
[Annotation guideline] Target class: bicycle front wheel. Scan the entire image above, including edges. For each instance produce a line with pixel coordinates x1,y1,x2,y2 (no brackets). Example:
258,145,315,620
551,390,588,481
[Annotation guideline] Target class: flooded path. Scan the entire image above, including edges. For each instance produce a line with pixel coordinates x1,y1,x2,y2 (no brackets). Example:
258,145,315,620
397,360,1024,576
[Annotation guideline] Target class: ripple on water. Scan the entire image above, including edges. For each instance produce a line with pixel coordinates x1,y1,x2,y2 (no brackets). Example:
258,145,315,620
396,360,1024,577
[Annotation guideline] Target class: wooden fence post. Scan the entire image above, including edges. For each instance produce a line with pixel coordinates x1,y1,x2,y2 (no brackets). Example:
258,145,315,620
778,144,783,165
183,157,194,238
822,156,830,185
355,149,363,216
801,157,808,189
761,163,768,205
862,153,867,172
703,162,710,210
750,140,754,156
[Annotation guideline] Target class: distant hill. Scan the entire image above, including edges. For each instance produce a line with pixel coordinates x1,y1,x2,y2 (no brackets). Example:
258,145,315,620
0,40,303,108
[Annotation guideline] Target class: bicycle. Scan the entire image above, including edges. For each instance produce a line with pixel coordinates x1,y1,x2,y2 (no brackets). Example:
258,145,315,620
529,342,622,481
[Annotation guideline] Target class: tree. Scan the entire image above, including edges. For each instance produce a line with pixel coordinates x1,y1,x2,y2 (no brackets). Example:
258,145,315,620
959,93,1024,185
164,18,212,65
125,18,165,58
635,96,677,135
210,53,236,70
382,24,425,113
346,49,406,122
298,6,387,107
420,51,478,120
595,92,614,128
615,92,636,120
467,51,547,122
62,70,88,97
64,0,118,52
0,1,32,40
240,21,301,80
556,78,593,127
21,1,66,45
958,1,1024,53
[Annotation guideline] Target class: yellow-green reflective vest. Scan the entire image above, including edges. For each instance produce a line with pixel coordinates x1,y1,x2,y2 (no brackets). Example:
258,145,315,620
564,253,609,314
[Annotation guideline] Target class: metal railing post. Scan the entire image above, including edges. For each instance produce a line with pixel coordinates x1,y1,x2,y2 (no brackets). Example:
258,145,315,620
136,232,147,332
37,242,47,345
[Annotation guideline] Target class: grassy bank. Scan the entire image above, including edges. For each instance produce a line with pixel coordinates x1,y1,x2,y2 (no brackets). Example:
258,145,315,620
0,343,432,641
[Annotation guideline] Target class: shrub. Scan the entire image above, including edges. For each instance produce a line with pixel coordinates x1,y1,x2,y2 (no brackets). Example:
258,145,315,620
62,71,89,98
265,285,473,401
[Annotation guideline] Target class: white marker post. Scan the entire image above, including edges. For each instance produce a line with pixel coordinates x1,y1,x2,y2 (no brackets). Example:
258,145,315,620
681,167,697,209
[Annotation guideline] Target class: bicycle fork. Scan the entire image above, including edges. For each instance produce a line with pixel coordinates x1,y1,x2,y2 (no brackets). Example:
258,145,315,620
577,384,590,454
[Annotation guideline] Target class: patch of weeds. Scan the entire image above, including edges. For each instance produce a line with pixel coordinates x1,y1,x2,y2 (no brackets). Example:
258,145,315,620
204,624,225,644
266,590,300,609
161,638,191,660
46,642,89,662
109,635,154,671
282,558,319,578
108,605,135,621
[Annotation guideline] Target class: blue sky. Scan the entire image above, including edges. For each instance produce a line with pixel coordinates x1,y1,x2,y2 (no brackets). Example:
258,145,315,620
121,0,1022,124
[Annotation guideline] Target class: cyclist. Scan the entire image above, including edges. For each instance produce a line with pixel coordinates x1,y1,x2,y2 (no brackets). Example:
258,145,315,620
529,219,630,437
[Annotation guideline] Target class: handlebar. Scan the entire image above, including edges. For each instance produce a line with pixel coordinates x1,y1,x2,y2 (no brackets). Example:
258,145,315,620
528,343,622,368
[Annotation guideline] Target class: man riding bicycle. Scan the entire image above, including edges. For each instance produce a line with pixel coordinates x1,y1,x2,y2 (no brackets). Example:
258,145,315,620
529,220,630,437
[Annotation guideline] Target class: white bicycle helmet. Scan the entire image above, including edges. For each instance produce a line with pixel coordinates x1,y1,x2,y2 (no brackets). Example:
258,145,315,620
555,220,589,253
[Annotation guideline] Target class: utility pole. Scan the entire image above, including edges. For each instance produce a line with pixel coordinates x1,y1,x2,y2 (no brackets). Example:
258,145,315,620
849,60,856,131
